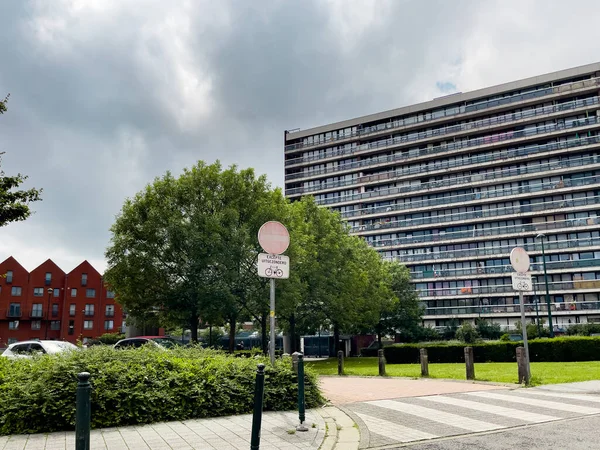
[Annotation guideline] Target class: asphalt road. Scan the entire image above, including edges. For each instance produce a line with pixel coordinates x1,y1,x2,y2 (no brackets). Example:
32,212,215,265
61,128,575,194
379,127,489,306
392,415,599,450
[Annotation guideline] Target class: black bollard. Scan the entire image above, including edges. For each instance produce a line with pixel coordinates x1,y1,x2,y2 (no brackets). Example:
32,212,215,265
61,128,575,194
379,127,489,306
296,353,308,431
76,372,91,450
250,364,266,450
337,350,344,376
378,349,386,376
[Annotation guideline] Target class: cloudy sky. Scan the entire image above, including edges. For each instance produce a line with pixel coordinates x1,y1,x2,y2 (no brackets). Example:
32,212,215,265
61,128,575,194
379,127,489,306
1,0,600,273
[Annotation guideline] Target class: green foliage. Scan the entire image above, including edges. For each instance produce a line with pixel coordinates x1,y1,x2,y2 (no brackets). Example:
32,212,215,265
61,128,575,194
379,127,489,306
0,346,323,435
474,319,502,340
441,318,459,340
500,333,511,342
455,322,480,344
565,323,600,336
0,96,43,227
382,336,600,364
515,320,551,339
94,333,125,345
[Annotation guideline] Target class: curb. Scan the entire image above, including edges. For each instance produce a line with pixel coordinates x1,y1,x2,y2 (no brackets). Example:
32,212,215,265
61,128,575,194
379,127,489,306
316,406,360,450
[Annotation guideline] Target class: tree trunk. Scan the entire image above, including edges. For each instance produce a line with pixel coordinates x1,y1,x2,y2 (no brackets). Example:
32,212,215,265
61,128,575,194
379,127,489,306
209,324,212,347
333,323,341,355
228,315,236,353
290,313,297,354
190,315,199,343
261,312,268,354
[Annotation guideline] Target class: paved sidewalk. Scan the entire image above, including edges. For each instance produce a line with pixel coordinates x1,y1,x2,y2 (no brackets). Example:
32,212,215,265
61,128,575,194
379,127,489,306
0,409,326,450
319,376,508,404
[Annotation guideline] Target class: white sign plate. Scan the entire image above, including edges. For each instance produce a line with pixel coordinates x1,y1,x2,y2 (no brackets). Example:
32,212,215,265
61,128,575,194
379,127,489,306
512,272,532,292
510,247,530,273
258,253,290,279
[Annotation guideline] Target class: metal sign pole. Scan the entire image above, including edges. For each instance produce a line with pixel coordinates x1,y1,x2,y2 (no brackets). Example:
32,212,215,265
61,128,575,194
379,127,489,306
519,291,531,384
270,278,276,365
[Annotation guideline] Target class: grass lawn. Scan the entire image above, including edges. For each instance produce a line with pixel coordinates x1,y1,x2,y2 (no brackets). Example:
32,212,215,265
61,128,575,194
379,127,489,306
306,357,600,385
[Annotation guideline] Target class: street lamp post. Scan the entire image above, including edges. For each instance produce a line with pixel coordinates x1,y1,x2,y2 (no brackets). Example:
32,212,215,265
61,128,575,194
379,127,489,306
45,287,53,340
536,234,554,338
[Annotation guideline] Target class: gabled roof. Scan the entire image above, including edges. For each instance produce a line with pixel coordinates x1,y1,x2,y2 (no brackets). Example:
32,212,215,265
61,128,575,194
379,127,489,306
67,260,102,277
30,258,66,275
0,256,28,273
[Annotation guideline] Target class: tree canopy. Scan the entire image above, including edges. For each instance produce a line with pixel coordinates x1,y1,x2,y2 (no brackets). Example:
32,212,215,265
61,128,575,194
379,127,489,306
0,95,43,227
105,161,421,349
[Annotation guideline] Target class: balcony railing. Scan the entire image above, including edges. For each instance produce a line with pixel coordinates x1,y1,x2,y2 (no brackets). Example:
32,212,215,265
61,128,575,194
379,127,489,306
389,236,598,264
5,310,22,318
310,141,600,207
285,95,600,170
345,171,600,222
285,77,600,153
355,194,600,235
105,311,115,317
424,300,600,317
29,311,45,318
370,216,600,249
84,312,95,317
412,258,600,280
285,107,600,173
418,279,598,298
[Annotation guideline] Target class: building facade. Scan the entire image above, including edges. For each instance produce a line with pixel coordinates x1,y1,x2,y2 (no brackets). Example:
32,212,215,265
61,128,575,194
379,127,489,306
284,62,600,332
0,257,124,346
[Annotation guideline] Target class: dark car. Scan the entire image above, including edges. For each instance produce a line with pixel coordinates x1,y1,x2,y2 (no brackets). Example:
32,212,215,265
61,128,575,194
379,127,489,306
113,336,180,350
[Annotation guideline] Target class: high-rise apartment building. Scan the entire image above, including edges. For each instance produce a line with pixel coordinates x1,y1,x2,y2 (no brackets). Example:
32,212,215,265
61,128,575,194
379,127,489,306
284,62,600,331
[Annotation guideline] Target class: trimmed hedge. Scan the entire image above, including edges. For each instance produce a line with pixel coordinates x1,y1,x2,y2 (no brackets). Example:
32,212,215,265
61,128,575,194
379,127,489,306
380,336,600,364
0,346,323,436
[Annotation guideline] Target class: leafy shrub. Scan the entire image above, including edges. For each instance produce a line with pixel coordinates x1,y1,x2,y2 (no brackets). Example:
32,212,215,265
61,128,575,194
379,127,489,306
96,332,126,345
455,322,480,344
475,319,503,340
500,333,510,342
0,346,323,435
383,336,600,364
565,323,600,336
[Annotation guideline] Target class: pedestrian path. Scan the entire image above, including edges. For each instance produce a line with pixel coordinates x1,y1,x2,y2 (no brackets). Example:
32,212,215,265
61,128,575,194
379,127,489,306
345,388,600,448
0,410,326,450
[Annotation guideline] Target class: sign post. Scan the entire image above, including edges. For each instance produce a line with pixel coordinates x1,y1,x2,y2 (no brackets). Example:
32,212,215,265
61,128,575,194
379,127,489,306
510,247,531,384
258,221,290,365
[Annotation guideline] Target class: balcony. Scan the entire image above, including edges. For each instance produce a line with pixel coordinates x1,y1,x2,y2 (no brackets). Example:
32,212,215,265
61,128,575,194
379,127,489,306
392,235,599,264
309,143,600,207
105,311,115,317
285,77,600,153
285,107,600,172
285,95,600,171
345,171,600,223
84,311,95,317
424,300,600,317
412,258,600,280
29,311,45,318
5,310,22,318
355,194,600,236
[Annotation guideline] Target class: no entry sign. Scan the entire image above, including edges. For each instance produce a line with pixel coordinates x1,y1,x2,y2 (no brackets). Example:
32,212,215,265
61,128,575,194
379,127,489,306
258,221,290,255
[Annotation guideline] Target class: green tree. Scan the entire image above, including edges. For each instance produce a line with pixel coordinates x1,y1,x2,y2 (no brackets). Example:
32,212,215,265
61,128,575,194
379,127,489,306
104,161,284,344
0,95,43,227
475,318,502,340
456,321,480,344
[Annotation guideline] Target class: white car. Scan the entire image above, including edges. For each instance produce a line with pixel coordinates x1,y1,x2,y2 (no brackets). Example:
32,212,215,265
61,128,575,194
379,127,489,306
1,340,79,358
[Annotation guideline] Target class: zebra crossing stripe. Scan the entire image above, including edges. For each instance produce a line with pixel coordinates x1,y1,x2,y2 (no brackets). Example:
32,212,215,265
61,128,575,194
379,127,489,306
516,390,600,404
465,391,600,414
367,399,506,432
354,412,439,443
419,395,560,423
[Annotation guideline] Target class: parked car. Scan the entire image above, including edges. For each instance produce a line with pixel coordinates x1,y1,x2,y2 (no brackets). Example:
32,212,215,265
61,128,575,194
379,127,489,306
113,336,180,350
1,340,79,359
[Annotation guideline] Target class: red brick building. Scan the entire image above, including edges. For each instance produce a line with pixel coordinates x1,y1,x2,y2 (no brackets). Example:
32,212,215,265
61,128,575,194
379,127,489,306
0,257,124,347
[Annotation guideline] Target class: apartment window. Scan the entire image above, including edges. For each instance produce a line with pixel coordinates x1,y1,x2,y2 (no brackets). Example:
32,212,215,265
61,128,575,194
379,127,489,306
6,270,12,283
31,303,43,317
84,304,94,316
81,273,87,286
45,272,52,286
8,303,21,317
7,338,17,344
11,286,22,296
106,291,115,299
33,287,44,297
69,304,76,316
51,304,59,317
53,288,60,297
83,320,93,330
68,320,75,335
105,304,115,317
71,288,77,297
8,321,19,330
86,288,96,298
51,321,61,330
31,320,41,330
104,320,114,331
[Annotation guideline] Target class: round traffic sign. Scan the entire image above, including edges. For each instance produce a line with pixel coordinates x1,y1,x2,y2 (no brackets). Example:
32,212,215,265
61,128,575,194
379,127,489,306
258,221,290,255
510,247,530,273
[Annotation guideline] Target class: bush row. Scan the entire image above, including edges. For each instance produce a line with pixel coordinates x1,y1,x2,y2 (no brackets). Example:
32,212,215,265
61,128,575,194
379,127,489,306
0,346,323,436
360,336,600,363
